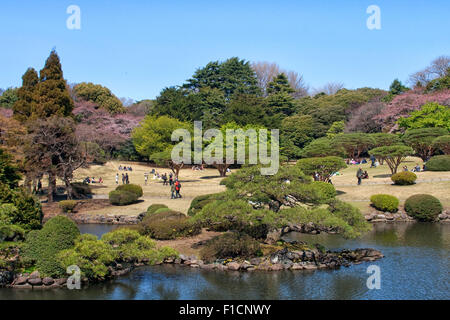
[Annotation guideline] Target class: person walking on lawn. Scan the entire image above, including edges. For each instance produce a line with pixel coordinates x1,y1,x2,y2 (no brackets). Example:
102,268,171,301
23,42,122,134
170,182,176,199
174,180,181,198
356,167,364,185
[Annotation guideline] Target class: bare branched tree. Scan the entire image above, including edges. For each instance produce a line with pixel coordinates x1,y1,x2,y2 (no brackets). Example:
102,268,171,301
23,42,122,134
252,61,308,97
408,55,450,87
311,82,345,96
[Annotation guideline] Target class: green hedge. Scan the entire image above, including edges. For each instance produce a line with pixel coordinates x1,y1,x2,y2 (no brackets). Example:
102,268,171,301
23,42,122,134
426,155,450,171
109,190,138,206
404,194,442,222
370,194,399,213
116,184,143,198
391,171,417,185
23,215,80,277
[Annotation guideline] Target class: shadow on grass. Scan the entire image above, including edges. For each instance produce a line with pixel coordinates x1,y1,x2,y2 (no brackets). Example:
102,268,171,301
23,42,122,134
199,175,223,180
373,174,392,178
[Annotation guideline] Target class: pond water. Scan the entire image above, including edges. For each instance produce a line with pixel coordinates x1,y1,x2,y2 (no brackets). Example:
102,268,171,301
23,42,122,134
1,223,449,300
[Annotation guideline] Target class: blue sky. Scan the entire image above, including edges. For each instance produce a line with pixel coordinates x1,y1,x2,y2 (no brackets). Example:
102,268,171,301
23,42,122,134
1,0,449,101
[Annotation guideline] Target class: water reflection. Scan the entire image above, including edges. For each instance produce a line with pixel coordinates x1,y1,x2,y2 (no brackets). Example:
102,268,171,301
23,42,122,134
1,223,448,300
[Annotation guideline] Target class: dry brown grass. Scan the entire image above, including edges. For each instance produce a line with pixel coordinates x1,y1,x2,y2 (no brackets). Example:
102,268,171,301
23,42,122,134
333,156,450,213
70,161,226,215
45,156,449,217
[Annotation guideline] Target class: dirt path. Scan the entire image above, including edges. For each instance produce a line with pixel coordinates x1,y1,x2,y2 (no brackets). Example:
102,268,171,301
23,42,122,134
156,229,222,256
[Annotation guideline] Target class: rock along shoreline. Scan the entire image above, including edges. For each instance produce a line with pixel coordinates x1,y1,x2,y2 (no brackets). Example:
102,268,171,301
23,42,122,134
1,246,384,289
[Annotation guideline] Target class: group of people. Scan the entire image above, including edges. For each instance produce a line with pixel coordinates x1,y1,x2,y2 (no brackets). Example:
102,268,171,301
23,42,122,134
356,168,369,185
191,165,204,171
142,169,182,199
83,177,103,184
115,173,130,184
118,165,133,171
403,164,426,172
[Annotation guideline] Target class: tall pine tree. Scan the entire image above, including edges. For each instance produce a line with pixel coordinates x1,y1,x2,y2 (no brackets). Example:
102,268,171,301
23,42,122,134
13,68,39,122
35,50,74,118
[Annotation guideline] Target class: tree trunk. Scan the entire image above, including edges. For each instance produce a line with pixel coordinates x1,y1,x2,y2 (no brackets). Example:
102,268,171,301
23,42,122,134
47,172,55,203
64,179,73,200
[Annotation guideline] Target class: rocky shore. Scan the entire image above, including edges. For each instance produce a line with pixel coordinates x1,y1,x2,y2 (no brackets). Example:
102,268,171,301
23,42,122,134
363,209,450,223
1,245,383,289
172,246,383,272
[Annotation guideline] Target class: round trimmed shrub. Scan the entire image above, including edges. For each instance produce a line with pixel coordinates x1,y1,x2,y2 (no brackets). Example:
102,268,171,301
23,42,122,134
59,200,77,213
23,215,80,277
391,171,417,185
139,210,200,240
404,194,443,222
200,233,262,263
426,155,450,171
109,190,138,206
116,184,143,198
147,204,168,215
370,194,399,213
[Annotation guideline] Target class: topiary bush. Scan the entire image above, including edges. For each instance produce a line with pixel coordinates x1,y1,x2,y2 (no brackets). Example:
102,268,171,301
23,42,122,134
146,204,168,215
138,210,201,240
391,171,417,185
109,190,138,206
200,233,262,263
370,194,399,213
426,155,450,171
23,215,80,277
59,200,77,213
116,184,143,198
404,194,443,222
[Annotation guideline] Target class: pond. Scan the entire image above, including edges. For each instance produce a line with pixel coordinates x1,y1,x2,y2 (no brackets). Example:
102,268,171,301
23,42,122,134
1,223,449,300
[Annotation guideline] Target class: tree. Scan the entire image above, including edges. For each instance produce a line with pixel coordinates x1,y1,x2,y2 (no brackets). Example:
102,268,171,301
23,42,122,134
24,116,86,201
223,94,269,127
280,115,315,159
0,148,21,188
312,82,344,95
12,68,39,122
73,82,126,114
389,79,409,96
252,62,308,98
369,145,414,174
326,121,345,138
265,74,297,117
345,101,385,133
202,122,272,177
402,127,449,161
0,88,18,109
375,89,450,131
432,135,450,154
35,50,74,118
370,133,401,147
300,137,345,158
184,57,260,99
296,156,347,182
132,115,191,160
397,102,450,130
409,55,450,87
332,133,375,160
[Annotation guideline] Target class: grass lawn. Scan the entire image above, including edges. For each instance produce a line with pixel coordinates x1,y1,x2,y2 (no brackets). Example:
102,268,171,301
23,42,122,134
42,156,449,217
70,161,226,215
332,156,450,214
